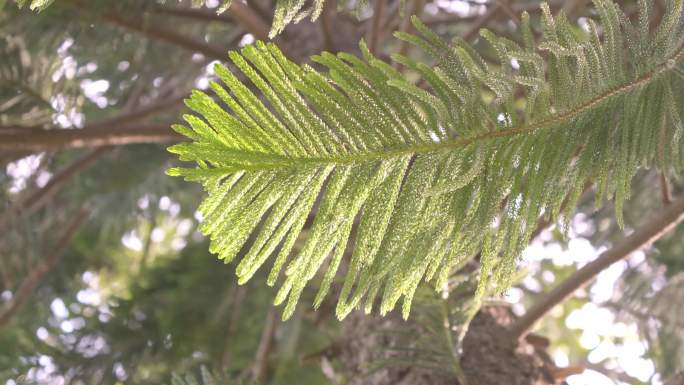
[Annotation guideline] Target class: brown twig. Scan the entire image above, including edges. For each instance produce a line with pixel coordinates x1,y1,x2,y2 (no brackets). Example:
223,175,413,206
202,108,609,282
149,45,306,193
660,172,672,205
395,0,425,64
102,12,228,61
0,124,182,153
0,209,89,328
463,1,503,42
510,194,684,340
251,307,278,384
320,0,338,52
368,0,386,55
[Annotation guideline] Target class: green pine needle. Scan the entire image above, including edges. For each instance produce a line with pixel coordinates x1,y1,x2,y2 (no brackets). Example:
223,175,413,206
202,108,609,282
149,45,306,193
169,0,684,320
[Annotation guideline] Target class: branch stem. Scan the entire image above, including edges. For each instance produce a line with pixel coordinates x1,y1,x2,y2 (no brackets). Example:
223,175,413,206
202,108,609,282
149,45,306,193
0,209,89,328
509,194,684,340
0,124,182,152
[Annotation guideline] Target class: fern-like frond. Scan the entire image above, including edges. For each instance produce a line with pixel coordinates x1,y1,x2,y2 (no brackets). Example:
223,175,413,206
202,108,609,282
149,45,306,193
169,0,684,320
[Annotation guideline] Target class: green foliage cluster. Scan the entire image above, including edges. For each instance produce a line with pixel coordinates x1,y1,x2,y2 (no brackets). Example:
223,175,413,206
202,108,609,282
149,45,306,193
169,0,684,320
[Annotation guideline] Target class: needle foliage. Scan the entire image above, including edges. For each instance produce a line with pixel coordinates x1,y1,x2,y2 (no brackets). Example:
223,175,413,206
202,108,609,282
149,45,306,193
168,0,684,320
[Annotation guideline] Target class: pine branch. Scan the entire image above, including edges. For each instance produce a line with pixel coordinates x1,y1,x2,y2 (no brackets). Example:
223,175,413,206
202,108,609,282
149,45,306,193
0,209,88,328
509,194,684,340
169,0,684,320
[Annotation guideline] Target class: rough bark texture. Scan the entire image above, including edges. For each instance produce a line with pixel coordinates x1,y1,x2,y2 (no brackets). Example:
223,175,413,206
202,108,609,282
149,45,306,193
461,307,555,385
336,306,560,385
337,311,458,385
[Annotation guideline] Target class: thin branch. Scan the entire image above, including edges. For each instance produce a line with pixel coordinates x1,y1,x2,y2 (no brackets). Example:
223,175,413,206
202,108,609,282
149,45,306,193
0,124,182,153
226,1,271,42
463,1,503,42
102,12,228,61
396,0,425,58
153,6,235,24
660,172,672,205
368,0,387,55
0,148,106,236
0,209,89,328
509,194,684,340
320,0,338,52
251,307,278,384
221,284,247,370
87,93,185,130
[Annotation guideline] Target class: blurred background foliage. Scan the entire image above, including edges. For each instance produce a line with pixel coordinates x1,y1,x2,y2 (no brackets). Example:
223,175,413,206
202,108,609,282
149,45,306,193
1,0,683,384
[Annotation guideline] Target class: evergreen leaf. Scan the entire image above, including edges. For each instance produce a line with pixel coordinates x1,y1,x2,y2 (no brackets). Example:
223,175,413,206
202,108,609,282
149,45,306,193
170,1,684,320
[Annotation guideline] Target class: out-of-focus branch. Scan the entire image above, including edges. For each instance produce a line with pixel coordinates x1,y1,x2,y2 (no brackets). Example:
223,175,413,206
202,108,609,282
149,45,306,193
228,1,271,42
154,6,235,24
660,172,672,205
396,0,425,58
510,194,684,340
0,209,89,328
88,93,185,130
0,124,182,153
320,0,338,52
368,0,386,55
102,12,228,61
251,308,278,384
463,1,503,41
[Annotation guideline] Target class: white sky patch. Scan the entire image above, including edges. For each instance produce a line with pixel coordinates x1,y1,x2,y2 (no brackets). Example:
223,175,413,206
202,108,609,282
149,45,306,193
171,238,187,251
122,230,143,252
554,349,569,367
77,62,98,76
567,369,617,385
195,77,210,90
578,17,591,33
521,218,660,383
77,288,101,306
590,260,627,303
60,320,74,333
81,79,110,108
6,153,44,194
137,195,150,210
433,0,485,15
52,55,77,82
36,327,49,341
50,298,69,319
239,33,255,47
35,170,52,188
176,219,194,237
159,196,171,210
151,227,165,243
